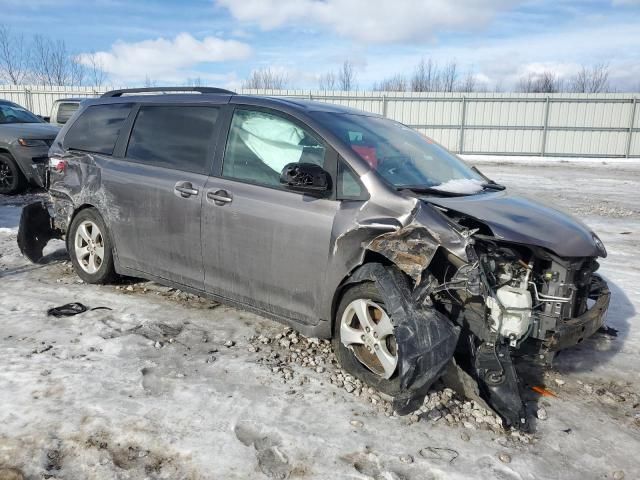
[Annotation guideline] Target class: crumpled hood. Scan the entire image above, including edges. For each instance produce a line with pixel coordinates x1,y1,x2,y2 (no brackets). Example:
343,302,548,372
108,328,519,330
1,123,60,139
424,190,602,258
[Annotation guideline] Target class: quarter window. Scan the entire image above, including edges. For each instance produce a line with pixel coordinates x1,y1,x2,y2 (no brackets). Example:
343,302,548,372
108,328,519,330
222,108,326,188
126,106,220,174
337,160,367,200
64,103,132,155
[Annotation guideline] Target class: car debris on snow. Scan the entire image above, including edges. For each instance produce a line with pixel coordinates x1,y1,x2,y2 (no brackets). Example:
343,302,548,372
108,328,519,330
247,327,534,440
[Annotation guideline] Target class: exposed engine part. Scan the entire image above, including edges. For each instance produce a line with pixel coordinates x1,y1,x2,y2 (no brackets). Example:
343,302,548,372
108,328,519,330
485,258,533,347
486,285,533,347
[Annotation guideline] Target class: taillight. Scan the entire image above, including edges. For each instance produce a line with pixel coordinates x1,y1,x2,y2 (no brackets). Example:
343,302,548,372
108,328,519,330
49,156,67,173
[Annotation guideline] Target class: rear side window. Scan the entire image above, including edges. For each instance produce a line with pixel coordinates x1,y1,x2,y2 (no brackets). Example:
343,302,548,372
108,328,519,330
126,106,220,174
56,102,79,124
64,103,132,155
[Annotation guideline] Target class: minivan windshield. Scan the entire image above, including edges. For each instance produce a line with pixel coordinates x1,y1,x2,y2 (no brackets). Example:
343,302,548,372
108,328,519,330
0,104,42,124
316,112,485,194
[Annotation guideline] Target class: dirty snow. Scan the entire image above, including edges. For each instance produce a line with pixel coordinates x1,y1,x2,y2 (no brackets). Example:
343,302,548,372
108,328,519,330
1,159,639,479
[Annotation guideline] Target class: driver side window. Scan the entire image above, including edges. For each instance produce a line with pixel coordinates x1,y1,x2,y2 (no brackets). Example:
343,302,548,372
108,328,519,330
222,108,326,189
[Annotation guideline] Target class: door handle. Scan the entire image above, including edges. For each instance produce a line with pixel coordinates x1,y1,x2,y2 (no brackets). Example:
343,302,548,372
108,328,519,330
175,182,199,198
207,189,233,206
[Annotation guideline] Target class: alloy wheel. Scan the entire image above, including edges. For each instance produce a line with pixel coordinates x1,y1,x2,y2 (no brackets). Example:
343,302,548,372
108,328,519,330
340,298,398,379
74,220,105,274
0,160,14,190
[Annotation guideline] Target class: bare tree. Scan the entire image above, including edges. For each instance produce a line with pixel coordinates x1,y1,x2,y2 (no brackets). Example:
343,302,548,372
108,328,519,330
0,25,30,85
457,71,476,93
84,52,108,88
242,67,288,89
31,35,84,86
440,61,458,92
569,63,610,93
318,61,357,91
338,60,356,91
411,58,439,92
517,71,563,93
373,74,408,92
186,77,202,87
144,75,157,88
318,71,337,90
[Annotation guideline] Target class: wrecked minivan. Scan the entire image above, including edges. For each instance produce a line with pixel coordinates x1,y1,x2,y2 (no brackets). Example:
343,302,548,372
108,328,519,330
18,87,610,430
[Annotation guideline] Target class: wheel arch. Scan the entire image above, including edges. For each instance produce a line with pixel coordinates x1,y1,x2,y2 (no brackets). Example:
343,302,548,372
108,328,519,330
66,203,109,248
0,148,29,176
330,252,409,336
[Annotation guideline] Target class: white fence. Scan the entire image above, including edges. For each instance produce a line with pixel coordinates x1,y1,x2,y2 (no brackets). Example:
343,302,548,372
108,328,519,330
2,85,639,158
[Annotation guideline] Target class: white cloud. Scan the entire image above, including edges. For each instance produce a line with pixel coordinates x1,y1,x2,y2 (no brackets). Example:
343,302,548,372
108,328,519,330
216,0,518,44
348,20,640,91
76,33,251,82
612,0,640,5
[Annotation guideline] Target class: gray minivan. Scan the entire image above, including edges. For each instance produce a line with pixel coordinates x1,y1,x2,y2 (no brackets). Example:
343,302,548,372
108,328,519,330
20,87,610,429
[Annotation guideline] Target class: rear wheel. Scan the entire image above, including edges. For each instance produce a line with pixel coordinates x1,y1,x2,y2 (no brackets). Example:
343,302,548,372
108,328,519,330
68,208,116,284
0,153,27,195
333,282,402,396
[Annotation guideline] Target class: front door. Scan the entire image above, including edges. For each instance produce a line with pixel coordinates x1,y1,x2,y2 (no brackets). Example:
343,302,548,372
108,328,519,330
202,107,339,324
104,104,222,289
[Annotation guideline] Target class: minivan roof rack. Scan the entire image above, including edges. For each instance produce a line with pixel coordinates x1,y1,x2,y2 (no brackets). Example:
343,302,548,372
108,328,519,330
101,87,236,97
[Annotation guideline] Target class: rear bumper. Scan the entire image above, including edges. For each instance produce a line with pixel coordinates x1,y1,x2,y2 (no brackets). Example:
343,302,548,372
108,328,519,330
544,275,610,351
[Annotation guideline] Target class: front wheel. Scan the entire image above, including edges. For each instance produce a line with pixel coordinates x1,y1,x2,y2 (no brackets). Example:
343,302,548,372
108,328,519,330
333,282,403,396
68,208,116,284
0,153,27,195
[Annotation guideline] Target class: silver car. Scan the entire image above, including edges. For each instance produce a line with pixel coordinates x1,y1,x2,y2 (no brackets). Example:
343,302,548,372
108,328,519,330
19,87,610,430
0,99,59,194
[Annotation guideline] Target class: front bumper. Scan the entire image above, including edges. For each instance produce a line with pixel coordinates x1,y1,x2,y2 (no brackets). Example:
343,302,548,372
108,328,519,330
10,144,50,185
544,275,611,351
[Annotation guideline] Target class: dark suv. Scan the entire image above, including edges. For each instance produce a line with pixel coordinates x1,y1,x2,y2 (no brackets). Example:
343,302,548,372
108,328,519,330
20,87,610,429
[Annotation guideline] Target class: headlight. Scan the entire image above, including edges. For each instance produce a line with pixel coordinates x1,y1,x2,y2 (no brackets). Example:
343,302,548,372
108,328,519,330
592,233,607,258
18,138,49,147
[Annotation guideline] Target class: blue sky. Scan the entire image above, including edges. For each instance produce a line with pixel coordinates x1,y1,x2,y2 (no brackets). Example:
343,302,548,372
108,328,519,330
2,0,640,90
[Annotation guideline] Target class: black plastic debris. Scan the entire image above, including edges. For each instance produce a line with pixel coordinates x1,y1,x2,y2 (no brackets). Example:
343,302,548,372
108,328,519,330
47,302,112,318
17,201,61,263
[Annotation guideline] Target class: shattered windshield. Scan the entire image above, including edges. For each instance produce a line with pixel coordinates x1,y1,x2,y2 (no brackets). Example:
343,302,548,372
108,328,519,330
0,104,42,124
316,112,484,194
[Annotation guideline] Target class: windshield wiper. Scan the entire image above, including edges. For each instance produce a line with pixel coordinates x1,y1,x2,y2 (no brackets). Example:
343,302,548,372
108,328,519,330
471,166,506,190
397,186,469,197
482,181,506,191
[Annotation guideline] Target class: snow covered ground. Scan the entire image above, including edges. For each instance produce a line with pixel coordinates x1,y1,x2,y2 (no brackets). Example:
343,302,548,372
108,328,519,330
0,159,639,480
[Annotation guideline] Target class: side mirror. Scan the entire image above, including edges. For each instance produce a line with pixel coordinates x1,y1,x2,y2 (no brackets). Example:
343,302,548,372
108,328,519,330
280,163,331,195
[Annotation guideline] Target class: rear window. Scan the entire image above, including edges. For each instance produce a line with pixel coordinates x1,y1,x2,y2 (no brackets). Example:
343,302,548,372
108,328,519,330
64,103,132,155
126,105,220,174
56,102,80,124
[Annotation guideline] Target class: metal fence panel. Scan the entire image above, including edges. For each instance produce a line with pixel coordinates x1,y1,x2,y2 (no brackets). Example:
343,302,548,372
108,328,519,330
1,85,638,158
